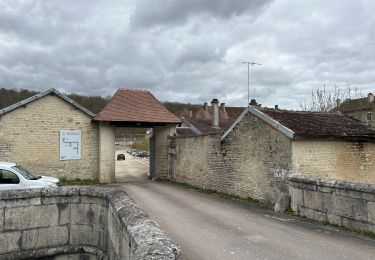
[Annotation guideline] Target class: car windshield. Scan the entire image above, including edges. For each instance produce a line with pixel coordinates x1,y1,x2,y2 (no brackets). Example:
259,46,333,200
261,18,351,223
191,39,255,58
12,165,39,180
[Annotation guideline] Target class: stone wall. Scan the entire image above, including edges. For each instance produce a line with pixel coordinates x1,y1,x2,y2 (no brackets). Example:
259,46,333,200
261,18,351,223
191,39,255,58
292,140,375,184
173,112,292,205
289,175,375,234
0,186,180,260
99,122,115,184
154,125,176,180
0,94,99,180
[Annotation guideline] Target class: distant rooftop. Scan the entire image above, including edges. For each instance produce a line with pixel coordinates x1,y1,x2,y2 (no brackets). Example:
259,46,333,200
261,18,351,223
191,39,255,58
259,107,375,140
334,93,375,112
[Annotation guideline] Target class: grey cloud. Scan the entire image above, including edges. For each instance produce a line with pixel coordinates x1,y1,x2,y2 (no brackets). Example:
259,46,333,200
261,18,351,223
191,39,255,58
130,0,273,28
0,0,375,110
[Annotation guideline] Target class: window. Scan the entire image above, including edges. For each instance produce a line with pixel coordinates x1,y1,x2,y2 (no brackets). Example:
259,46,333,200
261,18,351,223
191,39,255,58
367,112,372,121
0,170,20,184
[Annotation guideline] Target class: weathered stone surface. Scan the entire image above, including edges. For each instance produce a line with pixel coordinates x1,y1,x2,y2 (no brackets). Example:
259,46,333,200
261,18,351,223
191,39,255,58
58,203,71,225
71,203,106,228
42,195,79,205
289,176,375,234
69,224,106,249
0,208,3,232
0,197,41,208
0,94,99,180
299,207,327,222
327,213,342,226
0,186,181,260
367,202,375,225
5,204,58,231
303,189,334,212
0,245,107,260
274,193,291,212
0,231,21,254
289,186,303,212
22,226,69,250
332,195,368,221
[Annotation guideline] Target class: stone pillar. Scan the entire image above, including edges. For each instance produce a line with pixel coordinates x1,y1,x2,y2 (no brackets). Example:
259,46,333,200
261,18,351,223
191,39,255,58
153,125,177,180
99,122,115,183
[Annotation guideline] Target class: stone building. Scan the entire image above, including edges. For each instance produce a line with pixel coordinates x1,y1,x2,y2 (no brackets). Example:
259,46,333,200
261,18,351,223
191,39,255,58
171,100,375,205
0,88,180,182
334,92,375,128
0,89,99,180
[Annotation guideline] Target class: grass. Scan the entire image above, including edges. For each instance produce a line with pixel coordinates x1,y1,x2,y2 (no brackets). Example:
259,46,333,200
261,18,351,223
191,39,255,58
161,179,260,204
60,177,101,186
320,220,375,239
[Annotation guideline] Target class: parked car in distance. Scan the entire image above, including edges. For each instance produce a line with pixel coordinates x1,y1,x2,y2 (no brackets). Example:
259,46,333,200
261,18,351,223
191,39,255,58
0,162,62,190
117,153,126,160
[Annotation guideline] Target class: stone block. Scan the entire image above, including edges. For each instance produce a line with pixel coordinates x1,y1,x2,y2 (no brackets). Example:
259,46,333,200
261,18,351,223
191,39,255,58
274,193,291,212
5,204,58,231
71,204,106,228
69,224,106,249
341,217,369,233
0,231,22,254
21,226,69,250
333,195,368,221
304,190,334,212
289,187,303,212
42,195,79,205
0,208,3,232
327,213,342,226
80,195,107,207
367,202,375,224
0,197,41,208
317,185,333,193
57,203,71,225
335,188,363,199
299,207,327,222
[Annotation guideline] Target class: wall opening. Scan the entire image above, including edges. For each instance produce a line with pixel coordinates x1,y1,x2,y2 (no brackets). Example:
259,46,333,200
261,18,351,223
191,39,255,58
114,127,150,183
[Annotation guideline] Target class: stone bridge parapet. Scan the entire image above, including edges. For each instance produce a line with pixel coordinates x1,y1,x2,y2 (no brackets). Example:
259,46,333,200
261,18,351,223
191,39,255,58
0,186,181,260
289,175,375,234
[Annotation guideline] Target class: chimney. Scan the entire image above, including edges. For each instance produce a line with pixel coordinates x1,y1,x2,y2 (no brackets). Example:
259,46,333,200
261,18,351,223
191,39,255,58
368,93,374,103
336,99,341,107
249,99,257,106
275,105,279,110
188,110,193,118
220,103,226,113
204,102,208,111
211,98,219,128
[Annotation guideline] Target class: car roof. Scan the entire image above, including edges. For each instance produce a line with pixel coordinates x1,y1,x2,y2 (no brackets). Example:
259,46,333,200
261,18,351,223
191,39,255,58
0,162,17,168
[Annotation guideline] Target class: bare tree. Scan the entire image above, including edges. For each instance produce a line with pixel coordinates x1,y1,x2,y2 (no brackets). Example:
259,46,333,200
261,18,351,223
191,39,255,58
300,83,364,112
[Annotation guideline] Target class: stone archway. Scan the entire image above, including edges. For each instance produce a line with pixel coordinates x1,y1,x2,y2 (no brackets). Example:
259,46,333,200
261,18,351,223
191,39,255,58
94,88,181,184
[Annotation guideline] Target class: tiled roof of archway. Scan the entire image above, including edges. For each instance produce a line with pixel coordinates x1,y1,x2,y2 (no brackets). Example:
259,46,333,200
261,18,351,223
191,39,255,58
94,88,181,123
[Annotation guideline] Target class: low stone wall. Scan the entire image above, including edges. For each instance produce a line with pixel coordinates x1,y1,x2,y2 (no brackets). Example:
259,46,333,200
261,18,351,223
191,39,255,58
289,175,375,233
0,186,181,260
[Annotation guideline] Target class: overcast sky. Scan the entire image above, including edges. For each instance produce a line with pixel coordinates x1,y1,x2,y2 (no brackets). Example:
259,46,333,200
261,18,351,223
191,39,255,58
0,0,374,109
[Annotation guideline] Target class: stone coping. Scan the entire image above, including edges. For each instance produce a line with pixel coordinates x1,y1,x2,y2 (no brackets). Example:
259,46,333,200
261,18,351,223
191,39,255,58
0,186,181,260
288,175,375,193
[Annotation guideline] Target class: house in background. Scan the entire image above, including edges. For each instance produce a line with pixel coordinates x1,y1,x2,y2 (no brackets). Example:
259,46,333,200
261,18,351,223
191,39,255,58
176,99,245,137
334,92,375,128
171,100,375,205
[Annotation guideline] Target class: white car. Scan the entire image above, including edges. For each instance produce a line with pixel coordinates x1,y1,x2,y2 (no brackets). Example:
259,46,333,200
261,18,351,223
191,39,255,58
0,162,62,190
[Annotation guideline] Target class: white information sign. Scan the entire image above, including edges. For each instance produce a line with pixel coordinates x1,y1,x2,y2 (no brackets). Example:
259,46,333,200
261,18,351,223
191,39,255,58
60,130,81,160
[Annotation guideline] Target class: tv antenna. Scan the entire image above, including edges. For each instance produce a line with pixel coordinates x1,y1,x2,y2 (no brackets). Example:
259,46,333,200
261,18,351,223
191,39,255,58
241,61,262,105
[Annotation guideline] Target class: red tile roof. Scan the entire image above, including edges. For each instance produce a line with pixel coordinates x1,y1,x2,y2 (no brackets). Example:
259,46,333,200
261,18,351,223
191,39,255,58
178,105,246,136
94,88,181,123
260,107,375,140
183,117,237,135
176,127,198,137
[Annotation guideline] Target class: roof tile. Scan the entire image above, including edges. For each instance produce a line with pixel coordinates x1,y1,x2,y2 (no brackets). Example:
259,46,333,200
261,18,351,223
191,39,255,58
94,88,181,123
